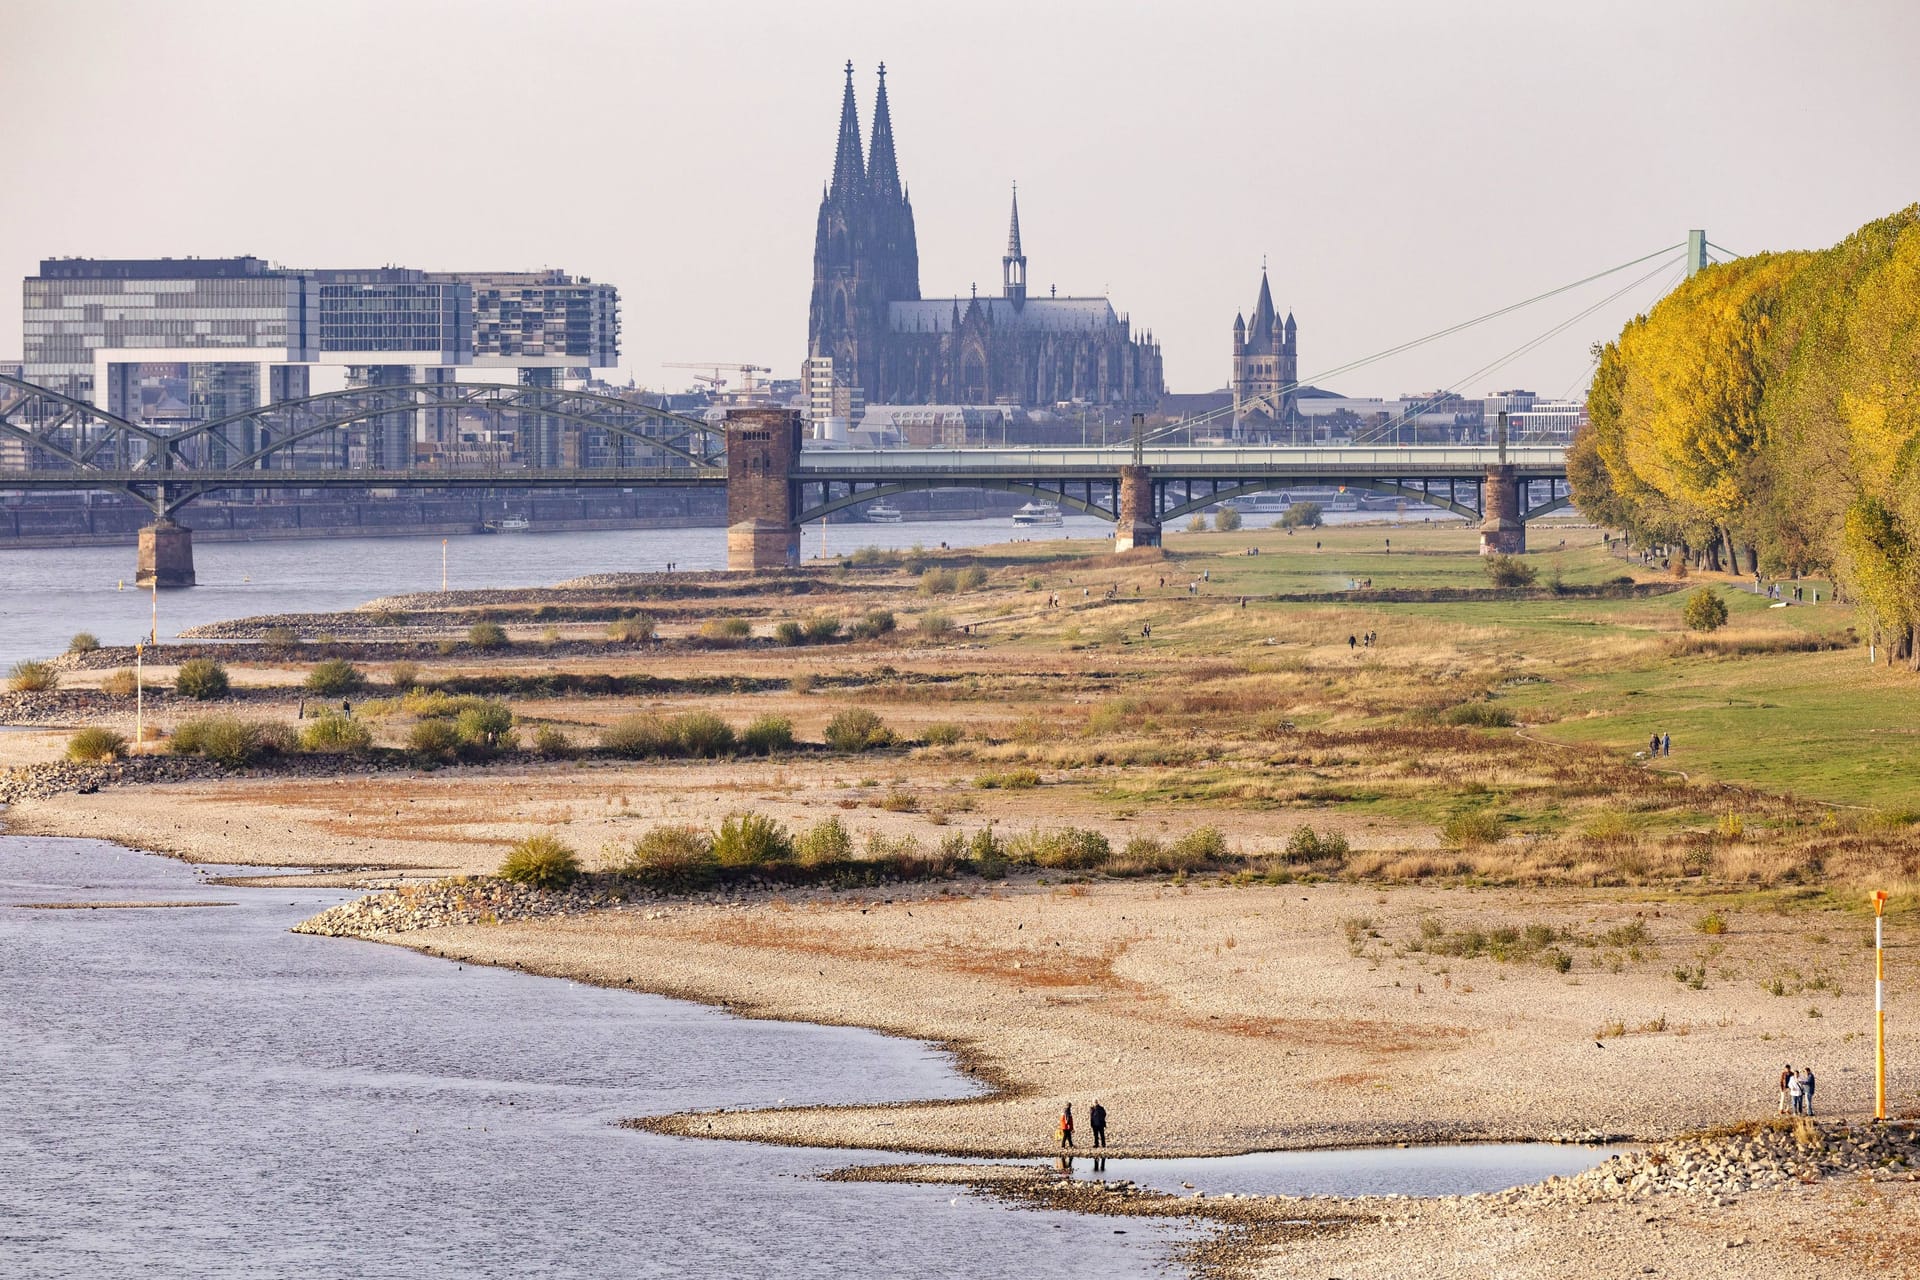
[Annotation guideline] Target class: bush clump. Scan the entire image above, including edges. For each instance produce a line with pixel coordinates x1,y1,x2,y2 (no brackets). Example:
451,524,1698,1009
407,718,464,761
959,565,989,590
606,614,658,643
612,824,717,889
67,632,100,655
1683,587,1730,632
169,715,294,767
1280,500,1323,529
8,660,59,693
1484,555,1537,588
261,626,299,650
974,768,1040,790
101,669,140,697
918,611,953,637
922,721,963,746
387,661,422,690
674,710,736,758
1283,825,1350,863
1008,826,1112,870
772,620,806,646
530,724,575,758
1214,506,1243,532
467,621,509,650
601,713,678,758
711,812,793,868
303,659,364,696
299,712,373,754
698,618,753,645
803,613,842,643
498,832,580,890
453,701,516,754
67,726,128,763
740,714,795,755
919,567,959,596
174,658,231,701
1444,702,1515,728
848,609,896,640
824,707,893,752
796,815,855,866
1442,809,1504,847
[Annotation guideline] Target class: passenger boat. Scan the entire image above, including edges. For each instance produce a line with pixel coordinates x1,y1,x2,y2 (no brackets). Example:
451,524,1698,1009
863,500,904,524
1011,500,1065,528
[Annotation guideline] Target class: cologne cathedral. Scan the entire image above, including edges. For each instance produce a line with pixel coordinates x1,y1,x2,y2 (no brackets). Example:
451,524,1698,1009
805,63,1164,410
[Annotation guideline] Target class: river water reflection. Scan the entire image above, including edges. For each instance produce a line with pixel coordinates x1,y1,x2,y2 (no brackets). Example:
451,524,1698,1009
0,836,1188,1279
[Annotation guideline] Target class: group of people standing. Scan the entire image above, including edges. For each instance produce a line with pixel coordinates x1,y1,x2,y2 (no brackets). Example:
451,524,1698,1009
1056,1100,1108,1148
1778,1063,1818,1115
1647,732,1672,757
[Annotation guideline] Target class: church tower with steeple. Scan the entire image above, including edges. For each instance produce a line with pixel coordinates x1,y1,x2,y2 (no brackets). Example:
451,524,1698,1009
1231,264,1298,427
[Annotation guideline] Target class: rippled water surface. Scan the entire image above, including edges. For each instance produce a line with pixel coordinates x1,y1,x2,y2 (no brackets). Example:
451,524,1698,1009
0,836,1189,1279
0,515,1118,667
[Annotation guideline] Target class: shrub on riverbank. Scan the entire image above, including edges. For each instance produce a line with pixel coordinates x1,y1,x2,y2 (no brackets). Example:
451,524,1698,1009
387,661,421,690
407,719,463,762
304,659,364,696
453,701,516,755
712,812,793,868
1484,555,1537,588
674,711,735,758
1007,825,1111,870
740,714,795,755
697,618,753,646
600,710,740,758
824,707,892,752
1684,587,1730,632
299,712,372,754
611,824,717,889
67,726,127,763
606,614,657,643
67,632,100,655
848,609,896,640
498,832,580,890
174,658,231,701
530,724,575,758
467,621,509,650
9,660,59,693
100,669,138,697
169,715,294,767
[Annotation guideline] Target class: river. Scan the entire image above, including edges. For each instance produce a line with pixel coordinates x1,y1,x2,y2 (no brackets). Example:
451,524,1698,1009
0,507,1454,670
0,834,1194,1278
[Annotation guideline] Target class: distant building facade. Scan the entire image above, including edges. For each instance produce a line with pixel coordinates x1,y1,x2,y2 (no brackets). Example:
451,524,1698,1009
804,63,1162,425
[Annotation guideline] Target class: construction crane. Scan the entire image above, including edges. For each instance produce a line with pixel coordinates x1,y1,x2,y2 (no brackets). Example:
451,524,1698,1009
663,362,772,395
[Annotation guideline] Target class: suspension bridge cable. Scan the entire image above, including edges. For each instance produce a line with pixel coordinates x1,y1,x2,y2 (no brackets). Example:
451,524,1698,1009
1707,240,1743,259
1349,255,1685,445
1148,241,1688,441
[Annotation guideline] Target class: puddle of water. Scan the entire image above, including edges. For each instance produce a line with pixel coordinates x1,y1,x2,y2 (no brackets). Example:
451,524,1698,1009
1049,1142,1625,1198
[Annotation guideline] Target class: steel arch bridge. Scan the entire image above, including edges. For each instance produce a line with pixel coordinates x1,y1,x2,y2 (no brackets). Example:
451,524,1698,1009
0,374,726,517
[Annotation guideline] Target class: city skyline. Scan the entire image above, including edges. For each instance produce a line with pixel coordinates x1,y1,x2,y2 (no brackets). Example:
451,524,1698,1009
3,0,1918,402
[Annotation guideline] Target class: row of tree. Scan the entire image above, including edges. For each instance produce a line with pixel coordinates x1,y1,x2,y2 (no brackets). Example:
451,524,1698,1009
1571,205,1920,660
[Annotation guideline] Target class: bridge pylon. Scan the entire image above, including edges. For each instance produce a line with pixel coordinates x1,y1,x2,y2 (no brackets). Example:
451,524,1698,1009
1479,465,1525,556
136,518,196,588
726,408,803,571
1114,465,1160,552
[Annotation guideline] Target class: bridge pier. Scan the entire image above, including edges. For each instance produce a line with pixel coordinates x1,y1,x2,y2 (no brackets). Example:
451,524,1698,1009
1114,465,1160,552
726,408,802,571
1479,465,1526,555
136,519,196,587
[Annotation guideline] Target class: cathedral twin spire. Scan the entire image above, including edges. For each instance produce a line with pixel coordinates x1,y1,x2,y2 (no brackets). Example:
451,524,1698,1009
827,61,905,204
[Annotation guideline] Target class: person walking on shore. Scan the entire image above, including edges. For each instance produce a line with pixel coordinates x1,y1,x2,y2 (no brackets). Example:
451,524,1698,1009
1058,1103,1075,1149
1650,732,1661,759
1788,1066,1805,1115
1778,1063,1795,1114
1661,732,1671,757
1089,1100,1107,1149
1800,1066,1816,1117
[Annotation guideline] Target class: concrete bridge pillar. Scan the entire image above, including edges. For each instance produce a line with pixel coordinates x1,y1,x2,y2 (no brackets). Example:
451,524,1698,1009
1479,465,1526,555
1114,465,1160,552
136,519,196,587
725,408,801,571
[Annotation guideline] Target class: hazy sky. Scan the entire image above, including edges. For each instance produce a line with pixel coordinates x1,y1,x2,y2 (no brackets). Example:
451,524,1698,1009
4,0,1916,401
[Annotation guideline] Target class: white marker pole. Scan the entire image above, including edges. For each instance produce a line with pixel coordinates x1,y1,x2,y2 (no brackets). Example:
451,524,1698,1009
1875,890,1889,1120
442,538,449,592
134,641,144,752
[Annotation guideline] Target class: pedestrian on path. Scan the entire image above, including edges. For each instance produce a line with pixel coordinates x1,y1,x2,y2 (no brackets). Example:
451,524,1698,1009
1058,1103,1075,1149
1649,732,1661,759
1089,1101,1107,1149
1662,732,1671,757
1778,1064,1795,1114
1788,1067,1806,1115
1800,1066,1816,1116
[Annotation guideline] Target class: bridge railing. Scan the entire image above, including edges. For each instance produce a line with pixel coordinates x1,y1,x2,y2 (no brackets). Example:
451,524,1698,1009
795,444,1566,473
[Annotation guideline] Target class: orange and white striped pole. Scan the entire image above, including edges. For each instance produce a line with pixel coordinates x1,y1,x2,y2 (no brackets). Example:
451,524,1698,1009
1875,890,1889,1121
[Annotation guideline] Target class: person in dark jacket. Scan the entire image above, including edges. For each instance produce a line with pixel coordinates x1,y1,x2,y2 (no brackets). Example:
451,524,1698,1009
1089,1101,1107,1149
